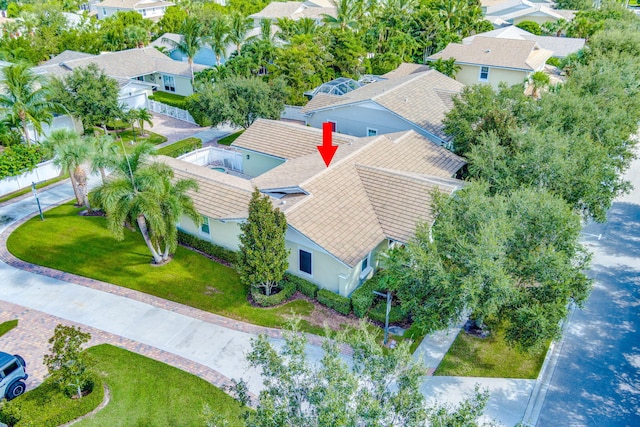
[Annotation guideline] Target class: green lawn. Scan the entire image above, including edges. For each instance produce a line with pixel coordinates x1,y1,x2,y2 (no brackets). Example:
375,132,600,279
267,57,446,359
434,328,548,379
156,137,202,158
218,130,244,146
7,203,319,332
4,344,244,427
76,345,244,426
0,319,18,337
115,129,167,146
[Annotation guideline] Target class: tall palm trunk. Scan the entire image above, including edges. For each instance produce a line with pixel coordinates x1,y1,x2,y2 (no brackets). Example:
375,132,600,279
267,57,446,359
68,165,83,205
189,58,194,86
20,116,32,145
74,165,91,211
136,215,164,264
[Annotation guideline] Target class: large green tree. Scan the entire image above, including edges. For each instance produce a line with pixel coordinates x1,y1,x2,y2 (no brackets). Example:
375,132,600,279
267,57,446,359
387,183,591,351
237,188,289,296
51,63,121,132
90,143,200,264
43,325,92,400
0,63,56,144
195,76,285,129
219,322,492,427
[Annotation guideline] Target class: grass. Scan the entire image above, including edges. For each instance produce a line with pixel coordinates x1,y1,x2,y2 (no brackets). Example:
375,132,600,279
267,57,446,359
5,344,244,426
76,344,244,426
116,129,167,146
0,173,69,204
6,203,319,332
156,137,202,158
0,319,18,337
217,130,244,146
434,328,548,379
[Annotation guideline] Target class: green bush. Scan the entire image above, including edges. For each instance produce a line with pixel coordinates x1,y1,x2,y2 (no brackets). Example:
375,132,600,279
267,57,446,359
546,57,561,67
156,137,202,158
177,230,237,265
368,300,408,325
284,273,319,298
251,278,297,307
149,92,187,109
0,374,104,427
317,289,351,315
0,145,43,180
185,94,212,127
351,273,388,318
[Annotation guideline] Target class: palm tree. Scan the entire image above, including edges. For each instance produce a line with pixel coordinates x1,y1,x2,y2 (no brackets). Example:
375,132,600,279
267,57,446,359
91,143,200,264
226,12,252,55
124,25,150,48
206,14,230,66
89,134,118,183
43,129,90,208
323,0,362,30
530,71,551,99
165,17,205,85
135,108,154,136
0,64,56,144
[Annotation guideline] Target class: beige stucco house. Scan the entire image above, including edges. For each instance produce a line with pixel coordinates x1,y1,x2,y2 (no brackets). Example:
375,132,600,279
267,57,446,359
483,0,575,27
34,47,206,106
302,68,465,147
162,119,465,296
248,0,337,27
427,37,553,89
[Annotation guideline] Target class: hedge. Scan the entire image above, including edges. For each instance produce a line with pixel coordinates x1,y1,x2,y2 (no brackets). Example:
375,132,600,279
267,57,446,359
177,230,237,265
317,289,351,315
156,137,202,158
351,273,388,318
283,273,319,299
251,277,297,307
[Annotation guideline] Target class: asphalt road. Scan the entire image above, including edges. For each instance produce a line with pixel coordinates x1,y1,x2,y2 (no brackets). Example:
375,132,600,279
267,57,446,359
537,155,640,426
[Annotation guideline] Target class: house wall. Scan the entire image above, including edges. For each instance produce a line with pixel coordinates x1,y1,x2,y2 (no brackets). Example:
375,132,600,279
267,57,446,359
29,114,84,143
305,102,443,145
512,14,559,26
178,216,242,250
97,6,168,20
455,64,529,89
147,73,195,96
234,148,285,178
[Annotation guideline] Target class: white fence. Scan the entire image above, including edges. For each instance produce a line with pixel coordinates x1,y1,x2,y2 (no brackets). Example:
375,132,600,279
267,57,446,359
281,105,306,122
148,100,197,124
178,146,243,172
0,160,62,197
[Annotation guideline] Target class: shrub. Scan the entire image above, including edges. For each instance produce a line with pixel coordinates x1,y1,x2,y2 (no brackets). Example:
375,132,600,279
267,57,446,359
156,137,202,158
546,57,561,67
251,277,297,307
177,230,237,265
284,273,319,299
317,289,351,315
351,273,388,318
368,300,408,325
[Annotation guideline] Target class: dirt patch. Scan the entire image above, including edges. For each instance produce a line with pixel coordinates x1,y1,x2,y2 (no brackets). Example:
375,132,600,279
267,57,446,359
204,286,222,296
285,294,362,331
61,384,110,426
79,210,105,217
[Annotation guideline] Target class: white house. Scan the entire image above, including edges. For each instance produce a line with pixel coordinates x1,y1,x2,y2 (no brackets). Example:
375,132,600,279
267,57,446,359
95,0,174,21
482,0,576,27
248,0,337,27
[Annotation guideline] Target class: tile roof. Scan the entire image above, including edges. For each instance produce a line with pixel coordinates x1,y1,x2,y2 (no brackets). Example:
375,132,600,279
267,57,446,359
302,69,464,142
381,62,431,79
428,37,553,71
158,156,254,220
463,27,585,58
249,1,336,20
39,50,94,66
484,0,574,21
231,118,357,160
33,47,206,80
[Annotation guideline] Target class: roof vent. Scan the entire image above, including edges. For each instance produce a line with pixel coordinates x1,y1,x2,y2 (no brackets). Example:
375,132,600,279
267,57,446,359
485,49,491,53
281,200,286,205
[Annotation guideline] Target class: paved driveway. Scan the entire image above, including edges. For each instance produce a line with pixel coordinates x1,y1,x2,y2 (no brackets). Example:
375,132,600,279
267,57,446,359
536,155,640,426
150,113,201,145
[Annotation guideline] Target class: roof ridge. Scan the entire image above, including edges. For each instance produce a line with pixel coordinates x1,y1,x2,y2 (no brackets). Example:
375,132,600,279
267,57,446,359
370,69,435,101
355,164,463,189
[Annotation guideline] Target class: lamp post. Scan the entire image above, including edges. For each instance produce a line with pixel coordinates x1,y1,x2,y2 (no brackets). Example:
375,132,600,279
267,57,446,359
31,182,44,221
373,290,392,345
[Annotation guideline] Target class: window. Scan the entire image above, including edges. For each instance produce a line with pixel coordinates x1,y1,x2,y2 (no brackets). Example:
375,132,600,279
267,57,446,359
366,128,378,137
361,255,368,271
327,121,336,132
299,249,312,275
163,75,176,92
200,216,210,234
136,76,144,81
2,361,18,377
102,8,106,15
479,66,489,82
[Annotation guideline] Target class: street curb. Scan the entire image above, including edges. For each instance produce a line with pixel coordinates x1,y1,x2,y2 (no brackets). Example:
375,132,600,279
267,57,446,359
520,302,577,426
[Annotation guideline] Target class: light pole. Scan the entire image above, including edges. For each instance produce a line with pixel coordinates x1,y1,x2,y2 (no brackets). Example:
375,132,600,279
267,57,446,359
373,290,392,345
31,182,44,221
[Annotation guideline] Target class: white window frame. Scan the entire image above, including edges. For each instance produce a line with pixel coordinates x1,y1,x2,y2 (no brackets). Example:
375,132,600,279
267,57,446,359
479,66,489,82
366,128,378,137
298,248,313,277
200,216,210,235
162,74,176,92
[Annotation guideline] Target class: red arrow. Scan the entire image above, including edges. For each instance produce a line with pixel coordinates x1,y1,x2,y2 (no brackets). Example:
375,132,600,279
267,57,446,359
317,122,338,167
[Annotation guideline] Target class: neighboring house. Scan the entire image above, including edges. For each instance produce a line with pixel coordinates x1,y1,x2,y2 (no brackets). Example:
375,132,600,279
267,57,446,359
427,37,553,88
483,0,575,27
248,0,337,27
95,0,174,21
463,26,585,58
34,47,206,108
301,68,465,146
162,119,466,296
